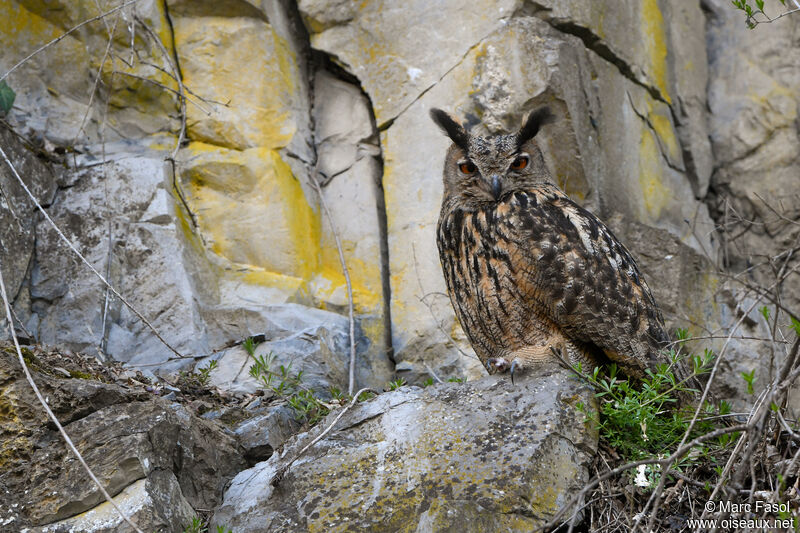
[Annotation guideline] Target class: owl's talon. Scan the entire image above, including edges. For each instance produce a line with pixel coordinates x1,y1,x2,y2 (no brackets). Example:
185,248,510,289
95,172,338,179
510,359,520,384
486,357,510,374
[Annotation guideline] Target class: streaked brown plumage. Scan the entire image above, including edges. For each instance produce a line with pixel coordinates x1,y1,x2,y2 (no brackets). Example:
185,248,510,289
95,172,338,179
431,107,672,380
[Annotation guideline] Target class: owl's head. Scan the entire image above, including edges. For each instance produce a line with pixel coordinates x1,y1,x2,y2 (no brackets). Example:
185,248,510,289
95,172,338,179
430,107,554,209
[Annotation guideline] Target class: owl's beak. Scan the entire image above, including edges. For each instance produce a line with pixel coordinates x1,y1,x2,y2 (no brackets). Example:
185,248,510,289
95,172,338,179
490,175,502,200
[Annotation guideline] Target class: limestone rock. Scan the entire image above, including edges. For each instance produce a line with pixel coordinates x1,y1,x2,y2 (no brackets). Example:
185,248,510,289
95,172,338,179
27,156,205,364
211,365,597,532
298,0,519,126
0,0,179,146
169,4,309,154
311,69,391,364
38,472,196,533
233,403,300,464
705,0,800,316
199,303,390,394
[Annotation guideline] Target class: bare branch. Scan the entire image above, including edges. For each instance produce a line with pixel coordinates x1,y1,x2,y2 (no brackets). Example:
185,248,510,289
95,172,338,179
0,0,142,83
271,387,377,486
0,258,144,533
308,170,358,396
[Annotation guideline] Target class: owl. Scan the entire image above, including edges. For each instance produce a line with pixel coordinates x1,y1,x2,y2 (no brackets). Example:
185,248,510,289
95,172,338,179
431,107,673,381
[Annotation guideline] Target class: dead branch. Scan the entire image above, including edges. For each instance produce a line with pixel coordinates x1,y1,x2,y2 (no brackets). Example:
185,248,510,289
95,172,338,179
308,170,358,396
0,258,144,533
0,0,142,83
271,387,376,486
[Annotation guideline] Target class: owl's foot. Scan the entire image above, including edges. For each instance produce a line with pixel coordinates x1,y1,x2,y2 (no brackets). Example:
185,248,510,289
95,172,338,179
486,357,525,383
486,357,511,374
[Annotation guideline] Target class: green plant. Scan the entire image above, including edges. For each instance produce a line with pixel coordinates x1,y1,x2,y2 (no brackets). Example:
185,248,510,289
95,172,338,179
183,517,206,533
329,386,346,402
386,377,407,391
248,352,303,395
741,369,756,395
178,359,219,390
357,390,376,402
732,0,797,29
447,377,465,383
196,359,218,387
287,389,330,425
0,80,15,116
421,378,434,387
248,352,332,424
574,344,730,482
242,336,257,357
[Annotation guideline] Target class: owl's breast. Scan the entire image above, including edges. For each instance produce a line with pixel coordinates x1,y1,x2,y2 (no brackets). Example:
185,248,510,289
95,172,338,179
436,202,551,359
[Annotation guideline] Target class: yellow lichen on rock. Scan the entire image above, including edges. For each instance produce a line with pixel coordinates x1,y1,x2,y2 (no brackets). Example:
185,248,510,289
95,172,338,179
641,0,672,104
648,105,681,165
172,15,299,151
637,128,670,220
0,0,61,43
179,143,319,281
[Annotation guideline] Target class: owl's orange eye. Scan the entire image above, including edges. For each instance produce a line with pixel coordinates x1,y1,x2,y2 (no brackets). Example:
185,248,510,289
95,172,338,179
511,156,529,170
458,161,477,174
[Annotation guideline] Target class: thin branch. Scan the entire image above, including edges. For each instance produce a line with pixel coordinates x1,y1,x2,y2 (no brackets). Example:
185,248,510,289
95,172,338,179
544,424,749,532
411,243,477,362
0,145,186,358
271,387,376,486
0,0,142,83
134,17,186,159
0,259,143,533
70,14,119,149
308,171,358,396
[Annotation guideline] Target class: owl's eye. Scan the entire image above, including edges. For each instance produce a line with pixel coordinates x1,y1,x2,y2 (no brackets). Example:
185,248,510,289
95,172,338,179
511,156,529,171
458,161,477,174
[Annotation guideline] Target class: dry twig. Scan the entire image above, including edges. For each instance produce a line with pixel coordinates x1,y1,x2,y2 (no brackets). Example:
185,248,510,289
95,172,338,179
309,170,358,396
0,259,144,533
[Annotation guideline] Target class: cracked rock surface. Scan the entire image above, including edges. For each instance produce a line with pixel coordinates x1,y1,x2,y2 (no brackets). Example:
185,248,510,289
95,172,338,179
0,348,246,532
211,364,597,533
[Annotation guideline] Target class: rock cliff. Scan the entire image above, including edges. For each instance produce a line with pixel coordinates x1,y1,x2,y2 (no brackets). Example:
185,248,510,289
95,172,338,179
1,0,798,531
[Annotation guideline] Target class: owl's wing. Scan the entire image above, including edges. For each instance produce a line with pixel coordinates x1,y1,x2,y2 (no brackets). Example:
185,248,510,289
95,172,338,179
503,187,670,377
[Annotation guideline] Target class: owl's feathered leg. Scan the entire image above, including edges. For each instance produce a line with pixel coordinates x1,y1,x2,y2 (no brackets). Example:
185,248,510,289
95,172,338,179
489,334,597,382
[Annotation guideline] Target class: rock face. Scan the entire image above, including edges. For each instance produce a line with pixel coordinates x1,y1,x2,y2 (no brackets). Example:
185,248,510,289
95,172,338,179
211,365,597,532
0,349,247,532
199,303,388,394
0,123,57,326
2,0,795,390
2,0,799,528
705,0,800,315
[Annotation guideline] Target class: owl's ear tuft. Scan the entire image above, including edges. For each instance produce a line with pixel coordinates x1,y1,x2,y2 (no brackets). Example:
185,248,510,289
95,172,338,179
517,107,555,147
430,108,469,151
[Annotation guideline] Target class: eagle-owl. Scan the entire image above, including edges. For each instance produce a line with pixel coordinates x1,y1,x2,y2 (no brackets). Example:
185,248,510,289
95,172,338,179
431,107,672,380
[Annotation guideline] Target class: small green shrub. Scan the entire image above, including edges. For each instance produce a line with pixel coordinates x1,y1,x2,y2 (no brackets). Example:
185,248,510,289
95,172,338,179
248,351,329,424
574,344,733,483
182,517,232,533
178,359,219,390
386,378,407,391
